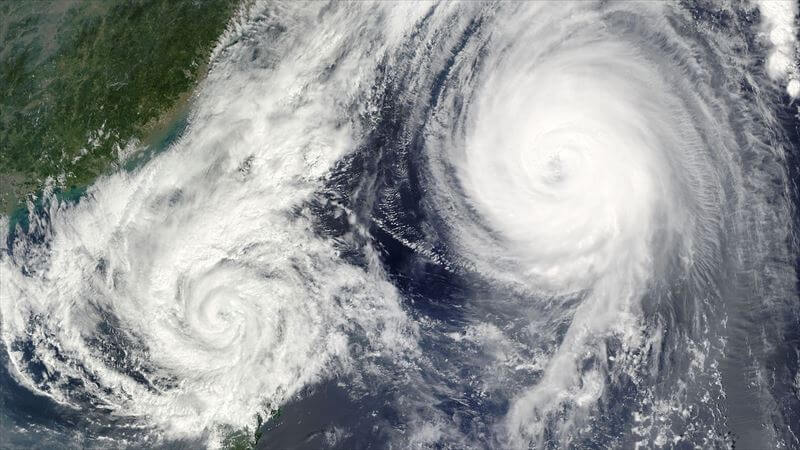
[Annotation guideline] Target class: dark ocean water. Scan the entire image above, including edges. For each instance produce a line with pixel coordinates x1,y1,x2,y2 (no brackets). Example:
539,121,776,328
2,2,799,449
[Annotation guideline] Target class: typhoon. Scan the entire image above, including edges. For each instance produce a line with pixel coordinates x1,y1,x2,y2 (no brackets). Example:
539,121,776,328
1,1,800,449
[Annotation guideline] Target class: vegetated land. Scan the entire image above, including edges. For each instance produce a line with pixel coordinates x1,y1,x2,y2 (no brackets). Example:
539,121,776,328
1,0,238,214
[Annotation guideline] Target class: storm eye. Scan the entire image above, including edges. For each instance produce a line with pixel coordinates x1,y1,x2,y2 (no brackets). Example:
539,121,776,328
542,153,565,184
1,2,798,449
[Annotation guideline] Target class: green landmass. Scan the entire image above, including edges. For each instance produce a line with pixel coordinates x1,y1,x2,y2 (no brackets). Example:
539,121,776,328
1,2,284,446
0,0,239,213
223,409,278,450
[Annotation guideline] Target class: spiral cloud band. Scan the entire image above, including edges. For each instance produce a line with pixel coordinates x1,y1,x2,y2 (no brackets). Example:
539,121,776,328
463,4,734,443
0,3,424,445
2,1,799,448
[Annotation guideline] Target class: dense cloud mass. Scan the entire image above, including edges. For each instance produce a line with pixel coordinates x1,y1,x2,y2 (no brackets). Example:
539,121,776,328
2,1,799,448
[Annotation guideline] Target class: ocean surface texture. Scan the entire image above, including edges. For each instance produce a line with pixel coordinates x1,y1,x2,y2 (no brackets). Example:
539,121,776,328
2,2,800,448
